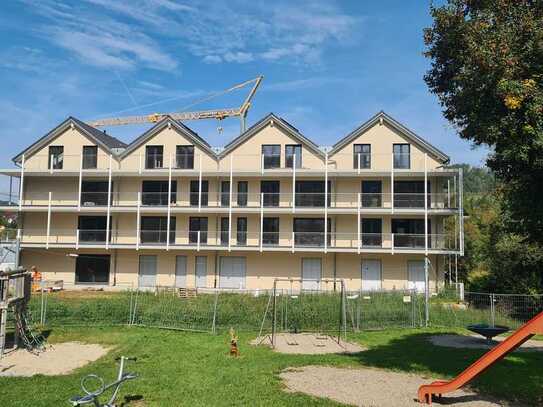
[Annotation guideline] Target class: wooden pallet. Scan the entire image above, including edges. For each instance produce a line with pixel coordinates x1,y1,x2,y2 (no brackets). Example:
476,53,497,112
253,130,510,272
177,288,197,299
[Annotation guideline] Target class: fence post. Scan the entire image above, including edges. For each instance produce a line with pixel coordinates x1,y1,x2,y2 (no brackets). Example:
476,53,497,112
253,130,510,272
490,293,495,327
211,290,219,334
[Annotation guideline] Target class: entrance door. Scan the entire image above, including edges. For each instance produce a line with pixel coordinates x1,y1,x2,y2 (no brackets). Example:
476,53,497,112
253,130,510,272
361,259,381,291
175,256,187,288
138,255,157,288
302,258,321,291
219,257,247,289
195,256,207,288
408,260,426,293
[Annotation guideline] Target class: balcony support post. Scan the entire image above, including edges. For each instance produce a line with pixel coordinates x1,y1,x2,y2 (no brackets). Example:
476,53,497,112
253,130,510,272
357,153,360,175
424,256,429,327
357,192,361,254
292,154,296,213
260,193,263,252
291,231,295,253
50,154,54,175
46,191,51,250
106,154,112,250
228,155,233,252
391,233,394,255
167,154,172,251
136,192,141,250
391,154,394,214
198,155,202,212
78,153,83,211
424,153,428,256
261,154,264,175
76,228,79,250
459,167,464,256
197,230,200,252
324,152,328,254
447,179,451,208
18,154,25,211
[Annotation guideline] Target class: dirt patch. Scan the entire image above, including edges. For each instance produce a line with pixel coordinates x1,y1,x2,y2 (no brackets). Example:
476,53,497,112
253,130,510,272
251,333,365,354
429,334,543,351
0,342,109,376
280,366,507,406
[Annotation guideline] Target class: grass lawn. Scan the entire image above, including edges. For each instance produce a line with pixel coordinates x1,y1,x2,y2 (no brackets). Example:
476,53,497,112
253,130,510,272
1,326,542,406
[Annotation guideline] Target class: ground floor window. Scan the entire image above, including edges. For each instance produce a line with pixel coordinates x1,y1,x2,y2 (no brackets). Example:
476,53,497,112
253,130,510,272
75,254,110,284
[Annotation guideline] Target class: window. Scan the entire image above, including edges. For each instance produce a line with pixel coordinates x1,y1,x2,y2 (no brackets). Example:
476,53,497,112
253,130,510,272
361,181,382,208
176,145,194,169
221,181,230,207
353,144,371,169
145,145,163,169
237,217,247,245
142,181,177,206
75,254,110,284
394,181,429,208
391,219,430,248
237,181,248,207
220,217,229,245
48,146,64,170
81,181,110,206
293,218,331,246
361,218,382,247
78,216,110,242
285,144,302,168
262,217,279,245
190,180,208,206
261,181,280,207
189,217,208,244
262,145,280,169
82,146,98,169
393,144,410,169
295,181,331,207
140,216,176,244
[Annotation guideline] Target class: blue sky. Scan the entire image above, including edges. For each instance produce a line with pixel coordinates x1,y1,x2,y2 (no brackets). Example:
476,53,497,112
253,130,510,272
0,0,488,167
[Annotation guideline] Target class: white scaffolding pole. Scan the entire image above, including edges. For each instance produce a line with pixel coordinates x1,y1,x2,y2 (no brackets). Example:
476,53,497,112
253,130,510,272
166,154,172,251
324,152,328,254
357,192,361,255
292,154,296,213
136,192,141,250
260,193,264,252
459,167,464,256
424,153,428,257
78,153,83,211
106,154,112,250
391,154,394,214
228,155,233,252
198,155,202,212
46,192,51,250
18,154,25,211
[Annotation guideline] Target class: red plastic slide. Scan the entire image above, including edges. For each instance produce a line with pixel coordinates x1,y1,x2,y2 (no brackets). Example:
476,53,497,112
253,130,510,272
418,310,543,404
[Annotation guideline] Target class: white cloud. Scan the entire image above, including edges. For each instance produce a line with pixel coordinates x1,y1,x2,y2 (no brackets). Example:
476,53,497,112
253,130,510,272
223,52,254,64
203,55,222,64
265,77,348,92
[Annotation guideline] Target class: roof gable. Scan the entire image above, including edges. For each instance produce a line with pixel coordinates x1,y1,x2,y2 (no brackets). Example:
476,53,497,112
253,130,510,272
329,111,449,163
219,113,324,159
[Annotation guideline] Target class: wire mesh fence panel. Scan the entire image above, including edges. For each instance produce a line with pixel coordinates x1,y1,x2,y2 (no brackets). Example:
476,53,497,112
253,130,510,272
492,294,543,329
213,290,273,332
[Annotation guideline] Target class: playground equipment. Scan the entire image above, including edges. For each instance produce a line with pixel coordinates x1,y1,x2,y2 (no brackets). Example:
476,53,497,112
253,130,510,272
0,268,46,357
69,356,138,407
467,323,509,344
418,310,543,404
229,327,239,357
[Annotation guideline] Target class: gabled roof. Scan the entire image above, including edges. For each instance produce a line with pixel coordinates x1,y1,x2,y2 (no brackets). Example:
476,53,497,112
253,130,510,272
12,116,127,164
119,116,216,159
218,113,325,159
329,111,450,163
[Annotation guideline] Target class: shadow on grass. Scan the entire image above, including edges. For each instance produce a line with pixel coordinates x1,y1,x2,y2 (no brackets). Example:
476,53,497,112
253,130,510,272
346,331,543,405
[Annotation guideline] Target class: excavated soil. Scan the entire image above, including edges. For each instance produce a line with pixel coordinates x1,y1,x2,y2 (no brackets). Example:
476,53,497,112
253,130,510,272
280,366,510,406
251,333,365,354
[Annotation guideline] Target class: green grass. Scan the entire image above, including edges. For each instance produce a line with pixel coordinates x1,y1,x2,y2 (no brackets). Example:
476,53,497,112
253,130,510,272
1,326,542,406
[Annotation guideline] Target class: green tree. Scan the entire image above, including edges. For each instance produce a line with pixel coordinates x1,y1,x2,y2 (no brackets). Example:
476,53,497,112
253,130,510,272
425,1,543,292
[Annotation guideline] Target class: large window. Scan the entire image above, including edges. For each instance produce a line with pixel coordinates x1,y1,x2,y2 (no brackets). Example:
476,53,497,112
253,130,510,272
393,144,410,169
237,181,248,207
48,146,64,170
353,144,371,169
285,144,302,168
391,219,430,248
140,216,176,244
145,145,163,169
261,180,280,207
295,181,331,207
78,216,110,242
81,181,110,206
82,146,98,169
189,217,208,244
220,217,229,245
221,181,230,207
361,181,382,208
262,217,279,245
237,217,247,245
293,218,331,246
361,218,382,247
176,145,194,169
190,180,209,206
75,254,110,284
262,145,280,169
394,181,429,208
142,181,177,206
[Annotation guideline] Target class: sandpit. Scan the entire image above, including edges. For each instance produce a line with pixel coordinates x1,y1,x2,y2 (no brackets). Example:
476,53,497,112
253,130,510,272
280,366,507,406
429,334,543,351
0,342,109,376
251,333,365,354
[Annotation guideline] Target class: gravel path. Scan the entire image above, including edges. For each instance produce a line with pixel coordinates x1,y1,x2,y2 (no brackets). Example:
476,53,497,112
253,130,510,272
280,366,510,406
429,334,543,351
0,342,109,376
251,333,366,354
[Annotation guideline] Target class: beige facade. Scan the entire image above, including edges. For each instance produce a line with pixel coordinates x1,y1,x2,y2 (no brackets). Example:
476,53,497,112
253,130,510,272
2,112,463,291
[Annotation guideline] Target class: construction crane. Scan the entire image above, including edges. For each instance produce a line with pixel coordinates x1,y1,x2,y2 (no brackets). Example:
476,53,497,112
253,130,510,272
87,75,263,133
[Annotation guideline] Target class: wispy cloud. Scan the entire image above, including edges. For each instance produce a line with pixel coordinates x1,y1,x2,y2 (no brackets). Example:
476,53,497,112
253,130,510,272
265,77,348,92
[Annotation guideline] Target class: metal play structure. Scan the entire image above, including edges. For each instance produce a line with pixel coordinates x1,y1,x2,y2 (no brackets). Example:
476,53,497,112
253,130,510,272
0,268,46,357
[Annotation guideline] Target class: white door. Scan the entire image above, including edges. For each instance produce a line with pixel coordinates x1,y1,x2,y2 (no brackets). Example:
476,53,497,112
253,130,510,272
408,260,426,293
138,255,157,288
195,256,207,288
361,259,382,291
175,256,187,288
219,257,246,289
302,258,321,291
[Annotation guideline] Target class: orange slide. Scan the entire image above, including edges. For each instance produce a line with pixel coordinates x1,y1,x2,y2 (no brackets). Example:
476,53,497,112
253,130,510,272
418,310,543,404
